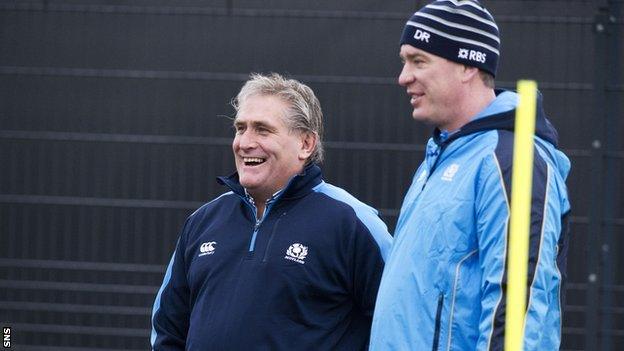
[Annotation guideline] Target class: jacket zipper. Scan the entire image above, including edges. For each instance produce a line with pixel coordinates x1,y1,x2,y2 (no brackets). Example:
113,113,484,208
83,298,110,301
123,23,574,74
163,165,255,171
248,219,261,252
242,196,259,252
247,197,277,252
432,293,444,351
422,145,447,190
242,176,294,253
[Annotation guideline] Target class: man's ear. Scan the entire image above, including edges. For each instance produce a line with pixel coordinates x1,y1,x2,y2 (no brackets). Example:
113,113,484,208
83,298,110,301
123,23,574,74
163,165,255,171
298,132,317,161
461,65,480,83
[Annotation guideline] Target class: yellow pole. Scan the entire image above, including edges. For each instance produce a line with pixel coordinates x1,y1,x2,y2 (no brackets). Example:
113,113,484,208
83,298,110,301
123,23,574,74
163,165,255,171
505,80,538,351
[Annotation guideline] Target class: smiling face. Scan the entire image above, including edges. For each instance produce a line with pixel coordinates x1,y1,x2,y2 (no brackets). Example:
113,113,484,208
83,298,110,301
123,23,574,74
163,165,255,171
398,45,467,131
232,94,314,202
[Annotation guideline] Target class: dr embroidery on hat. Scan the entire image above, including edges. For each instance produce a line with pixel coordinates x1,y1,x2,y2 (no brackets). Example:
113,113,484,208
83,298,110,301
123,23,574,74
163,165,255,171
400,0,500,77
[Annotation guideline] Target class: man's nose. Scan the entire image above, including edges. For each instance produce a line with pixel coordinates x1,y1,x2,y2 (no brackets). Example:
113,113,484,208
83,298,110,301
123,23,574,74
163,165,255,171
237,131,257,149
398,64,413,86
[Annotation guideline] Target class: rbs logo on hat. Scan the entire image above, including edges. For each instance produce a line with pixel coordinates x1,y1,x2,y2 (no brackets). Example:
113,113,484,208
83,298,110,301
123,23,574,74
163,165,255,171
458,48,487,64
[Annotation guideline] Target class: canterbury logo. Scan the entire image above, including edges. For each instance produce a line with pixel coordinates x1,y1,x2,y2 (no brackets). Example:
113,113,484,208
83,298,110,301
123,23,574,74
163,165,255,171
198,241,216,257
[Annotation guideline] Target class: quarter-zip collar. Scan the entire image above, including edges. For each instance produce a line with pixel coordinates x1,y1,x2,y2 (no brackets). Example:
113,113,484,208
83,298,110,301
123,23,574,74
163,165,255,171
419,89,559,187
217,163,324,253
432,89,559,148
216,163,323,205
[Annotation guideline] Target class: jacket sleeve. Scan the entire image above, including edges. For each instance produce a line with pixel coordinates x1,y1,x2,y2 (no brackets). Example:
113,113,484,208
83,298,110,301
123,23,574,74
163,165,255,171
151,222,191,351
350,206,393,316
475,148,567,350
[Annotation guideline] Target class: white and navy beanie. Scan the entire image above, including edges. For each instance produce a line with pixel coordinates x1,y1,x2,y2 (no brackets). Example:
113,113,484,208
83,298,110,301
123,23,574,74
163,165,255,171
400,0,500,77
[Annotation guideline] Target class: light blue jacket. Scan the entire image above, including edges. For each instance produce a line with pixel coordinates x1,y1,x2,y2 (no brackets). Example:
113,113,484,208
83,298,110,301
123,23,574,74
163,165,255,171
370,91,571,351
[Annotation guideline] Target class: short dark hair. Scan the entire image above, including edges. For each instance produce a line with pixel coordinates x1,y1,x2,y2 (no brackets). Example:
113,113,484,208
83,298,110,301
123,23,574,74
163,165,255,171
479,70,495,89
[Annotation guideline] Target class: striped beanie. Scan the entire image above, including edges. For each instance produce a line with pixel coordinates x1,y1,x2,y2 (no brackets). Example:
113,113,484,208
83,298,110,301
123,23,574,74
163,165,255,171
400,0,500,77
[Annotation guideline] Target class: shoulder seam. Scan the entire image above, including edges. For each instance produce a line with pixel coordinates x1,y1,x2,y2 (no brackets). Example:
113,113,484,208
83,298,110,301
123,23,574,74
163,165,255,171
189,191,235,218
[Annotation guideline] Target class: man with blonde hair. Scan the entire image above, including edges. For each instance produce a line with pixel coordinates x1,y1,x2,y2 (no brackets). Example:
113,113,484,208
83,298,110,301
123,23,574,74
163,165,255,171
152,73,392,350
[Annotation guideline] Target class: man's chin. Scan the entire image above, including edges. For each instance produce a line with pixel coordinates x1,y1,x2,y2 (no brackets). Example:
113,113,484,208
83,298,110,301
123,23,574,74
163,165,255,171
411,111,434,125
239,179,258,189
238,174,259,188
411,113,427,122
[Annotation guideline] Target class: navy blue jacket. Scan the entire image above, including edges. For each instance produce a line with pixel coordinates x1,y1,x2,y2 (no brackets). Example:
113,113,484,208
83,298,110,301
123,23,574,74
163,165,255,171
152,164,392,350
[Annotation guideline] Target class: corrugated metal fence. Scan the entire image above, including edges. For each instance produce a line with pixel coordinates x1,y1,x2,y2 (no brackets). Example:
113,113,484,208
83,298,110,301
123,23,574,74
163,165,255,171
0,0,622,349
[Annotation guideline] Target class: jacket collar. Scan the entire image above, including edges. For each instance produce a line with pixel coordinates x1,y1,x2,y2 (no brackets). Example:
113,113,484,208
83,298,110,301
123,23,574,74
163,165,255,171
216,163,323,201
432,89,559,147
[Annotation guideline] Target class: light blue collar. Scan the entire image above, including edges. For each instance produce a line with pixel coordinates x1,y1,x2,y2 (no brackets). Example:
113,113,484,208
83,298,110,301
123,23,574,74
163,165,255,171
472,91,518,121
439,91,519,142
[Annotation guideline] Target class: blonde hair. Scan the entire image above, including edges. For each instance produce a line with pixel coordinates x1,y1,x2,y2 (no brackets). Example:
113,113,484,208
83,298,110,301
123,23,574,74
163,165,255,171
232,73,324,164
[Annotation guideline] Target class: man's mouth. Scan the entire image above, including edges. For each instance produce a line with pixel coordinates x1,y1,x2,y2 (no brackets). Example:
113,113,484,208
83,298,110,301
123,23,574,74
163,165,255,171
243,157,266,166
410,92,424,105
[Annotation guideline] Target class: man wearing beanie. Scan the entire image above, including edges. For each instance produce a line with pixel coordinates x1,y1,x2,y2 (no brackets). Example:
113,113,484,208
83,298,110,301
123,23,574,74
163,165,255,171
369,1,571,350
